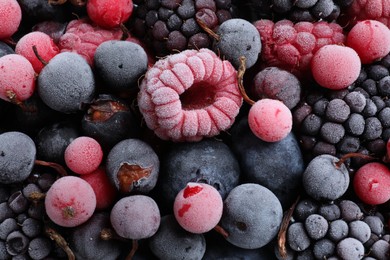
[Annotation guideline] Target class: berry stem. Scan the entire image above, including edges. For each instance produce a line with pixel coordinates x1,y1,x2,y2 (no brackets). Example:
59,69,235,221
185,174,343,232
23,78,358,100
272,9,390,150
214,224,229,239
196,18,220,42
28,191,46,202
100,228,129,242
335,153,375,169
35,160,68,177
237,56,255,106
277,195,300,260
48,0,68,5
45,226,75,260
120,23,129,41
125,239,138,260
32,45,48,66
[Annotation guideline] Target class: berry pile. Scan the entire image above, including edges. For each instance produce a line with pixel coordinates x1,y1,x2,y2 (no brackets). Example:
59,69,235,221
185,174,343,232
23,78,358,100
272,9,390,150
1,0,390,259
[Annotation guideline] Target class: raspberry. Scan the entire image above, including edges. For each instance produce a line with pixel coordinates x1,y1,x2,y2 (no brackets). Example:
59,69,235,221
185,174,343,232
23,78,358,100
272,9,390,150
137,48,242,142
254,19,346,78
86,0,134,28
0,54,36,104
0,0,22,40
346,20,390,64
58,18,150,66
342,0,390,28
132,0,235,57
311,45,361,90
15,31,60,73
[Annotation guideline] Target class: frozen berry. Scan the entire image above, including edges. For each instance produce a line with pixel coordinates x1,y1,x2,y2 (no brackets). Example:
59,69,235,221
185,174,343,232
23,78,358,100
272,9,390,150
44,176,96,227
311,45,361,90
0,0,22,40
87,0,134,28
64,136,103,175
248,98,293,142
0,54,36,104
110,195,160,240
137,48,242,142
353,162,390,205
347,20,390,64
173,182,223,234
15,31,60,73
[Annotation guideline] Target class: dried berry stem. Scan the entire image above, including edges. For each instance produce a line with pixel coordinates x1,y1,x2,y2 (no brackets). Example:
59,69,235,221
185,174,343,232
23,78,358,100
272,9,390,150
32,45,48,66
196,18,220,42
120,23,129,41
48,0,68,5
45,226,75,260
277,195,300,260
214,224,229,239
35,160,68,177
125,239,138,260
335,152,375,168
237,56,255,105
28,191,46,202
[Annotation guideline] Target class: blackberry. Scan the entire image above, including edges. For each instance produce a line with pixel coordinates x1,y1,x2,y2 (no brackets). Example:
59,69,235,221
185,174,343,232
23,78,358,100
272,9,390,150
293,53,390,169
132,0,235,57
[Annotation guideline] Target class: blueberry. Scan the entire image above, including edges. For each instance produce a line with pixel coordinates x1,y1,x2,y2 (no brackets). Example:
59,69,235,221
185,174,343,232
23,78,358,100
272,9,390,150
0,132,36,184
38,52,95,113
220,183,283,249
106,139,160,194
0,42,14,58
287,222,311,251
327,219,349,242
213,18,261,69
159,138,240,209
94,41,148,93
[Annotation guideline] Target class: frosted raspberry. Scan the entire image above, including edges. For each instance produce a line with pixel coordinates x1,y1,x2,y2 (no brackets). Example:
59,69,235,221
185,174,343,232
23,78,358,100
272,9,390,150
137,48,242,142
342,0,390,28
254,19,346,78
0,0,22,40
58,18,151,66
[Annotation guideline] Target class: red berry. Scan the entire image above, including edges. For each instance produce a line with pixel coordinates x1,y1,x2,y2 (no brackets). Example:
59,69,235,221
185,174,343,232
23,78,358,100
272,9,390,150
80,167,118,210
64,136,103,175
45,176,96,227
87,0,133,28
248,99,292,142
311,45,361,90
0,0,22,40
173,182,223,234
353,162,390,205
346,20,390,64
0,54,36,103
15,31,60,73
137,48,242,142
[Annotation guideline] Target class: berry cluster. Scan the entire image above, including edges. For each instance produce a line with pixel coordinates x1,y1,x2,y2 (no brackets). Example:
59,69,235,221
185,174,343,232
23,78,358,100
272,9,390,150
1,0,390,259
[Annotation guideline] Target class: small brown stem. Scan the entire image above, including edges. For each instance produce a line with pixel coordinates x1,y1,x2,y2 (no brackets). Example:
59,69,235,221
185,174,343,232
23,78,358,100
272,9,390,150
5,90,23,106
196,18,220,42
45,226,75,260
120,23,129,40
214,224,229,239
277,195,300,260
100,228,129,242
335,153,375,169
237,56,255,106
125,240,138,260
28,191,46,202
34,160,68,177
48,0,68,5
32,45,48,66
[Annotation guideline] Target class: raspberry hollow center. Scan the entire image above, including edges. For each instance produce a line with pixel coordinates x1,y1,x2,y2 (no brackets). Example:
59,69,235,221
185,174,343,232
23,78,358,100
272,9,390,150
180,82,216,110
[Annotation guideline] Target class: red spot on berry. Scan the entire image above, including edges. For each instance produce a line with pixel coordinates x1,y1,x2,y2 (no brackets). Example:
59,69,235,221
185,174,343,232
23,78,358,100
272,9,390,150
183,185,203,198
178,203,191,217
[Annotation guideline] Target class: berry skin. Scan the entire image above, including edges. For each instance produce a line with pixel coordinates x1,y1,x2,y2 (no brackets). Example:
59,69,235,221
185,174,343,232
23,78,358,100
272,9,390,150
15,31,60,73
110,195,160,240
173,182,223,234
353,162,390,205
64,136,103,175
87,0,134,28
80,167,118,210
248,98,293,142
0,54,36,104
346,20,390,64
0,0,22,40
137,48,242,142
44,176,97,227
311,45,361,90
343,0,390,28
